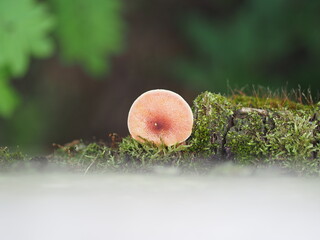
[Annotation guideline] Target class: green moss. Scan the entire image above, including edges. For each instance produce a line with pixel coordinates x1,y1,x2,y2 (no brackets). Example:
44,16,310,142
119,136,173,164
231,94,312,110
0,147,26,170
224,106,320,175
262,157,320,176
52,141,121,173
225,111,269,164
50,138,210,173
265,111,318,158
189,92,234,155
118,136,208,172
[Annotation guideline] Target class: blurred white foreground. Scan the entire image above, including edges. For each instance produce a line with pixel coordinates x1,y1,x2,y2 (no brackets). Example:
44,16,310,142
1,169,320,240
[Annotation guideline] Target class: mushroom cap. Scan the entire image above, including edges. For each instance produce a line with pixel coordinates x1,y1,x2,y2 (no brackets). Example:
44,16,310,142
127,89,194,146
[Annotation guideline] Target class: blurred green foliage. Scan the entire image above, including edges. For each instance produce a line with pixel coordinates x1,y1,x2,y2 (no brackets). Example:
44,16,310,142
50,0,124,75
176,0,320,92
0,0,124,118
0,0,54,117
0,75,19,117
0,0,54,77
0,0,53,76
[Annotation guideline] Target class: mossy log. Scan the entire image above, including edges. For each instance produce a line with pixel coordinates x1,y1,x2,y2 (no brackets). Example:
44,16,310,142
189,92,320,174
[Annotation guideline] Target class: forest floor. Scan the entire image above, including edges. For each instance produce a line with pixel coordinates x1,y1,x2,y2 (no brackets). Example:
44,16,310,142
1,90,320,176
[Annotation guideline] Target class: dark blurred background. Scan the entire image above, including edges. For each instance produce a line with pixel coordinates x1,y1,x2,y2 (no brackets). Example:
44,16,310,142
1,0,320,153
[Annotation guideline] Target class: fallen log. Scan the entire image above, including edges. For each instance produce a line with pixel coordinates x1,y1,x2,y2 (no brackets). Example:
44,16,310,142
189,92,320,163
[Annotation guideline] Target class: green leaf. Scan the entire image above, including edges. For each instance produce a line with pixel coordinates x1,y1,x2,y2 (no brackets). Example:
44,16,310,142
0,74,20,118
50,0,124,76
0,0,55,77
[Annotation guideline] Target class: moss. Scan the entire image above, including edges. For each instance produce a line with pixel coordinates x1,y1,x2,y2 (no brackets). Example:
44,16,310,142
224,106,320,175
186,92,320,176
49,138,211,173
0,147,26,170
265,111,320,176
230,94,312,110
118,136,210,172
52,141,121,173
226,109,318,159
225,111,269,164
189,91,234,156
265,111,318,159
262,157,320,176
119,136,174,165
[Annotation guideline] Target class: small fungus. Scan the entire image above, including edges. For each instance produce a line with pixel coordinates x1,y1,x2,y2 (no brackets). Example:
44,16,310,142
127,89,194,146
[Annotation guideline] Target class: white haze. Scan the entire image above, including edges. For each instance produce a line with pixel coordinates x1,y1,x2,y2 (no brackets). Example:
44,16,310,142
0,167,320,240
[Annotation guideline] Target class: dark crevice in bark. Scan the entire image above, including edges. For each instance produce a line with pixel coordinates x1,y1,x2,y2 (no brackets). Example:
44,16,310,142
221,114,235,157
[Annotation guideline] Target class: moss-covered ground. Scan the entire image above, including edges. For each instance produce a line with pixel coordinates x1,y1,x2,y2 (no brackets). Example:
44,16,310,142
1,90,320,176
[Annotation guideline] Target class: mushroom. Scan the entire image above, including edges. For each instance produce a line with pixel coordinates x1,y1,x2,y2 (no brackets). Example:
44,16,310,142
127,89,194,146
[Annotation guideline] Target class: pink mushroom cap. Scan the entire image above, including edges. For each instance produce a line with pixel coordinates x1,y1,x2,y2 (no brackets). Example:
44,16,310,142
127,89,194,146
